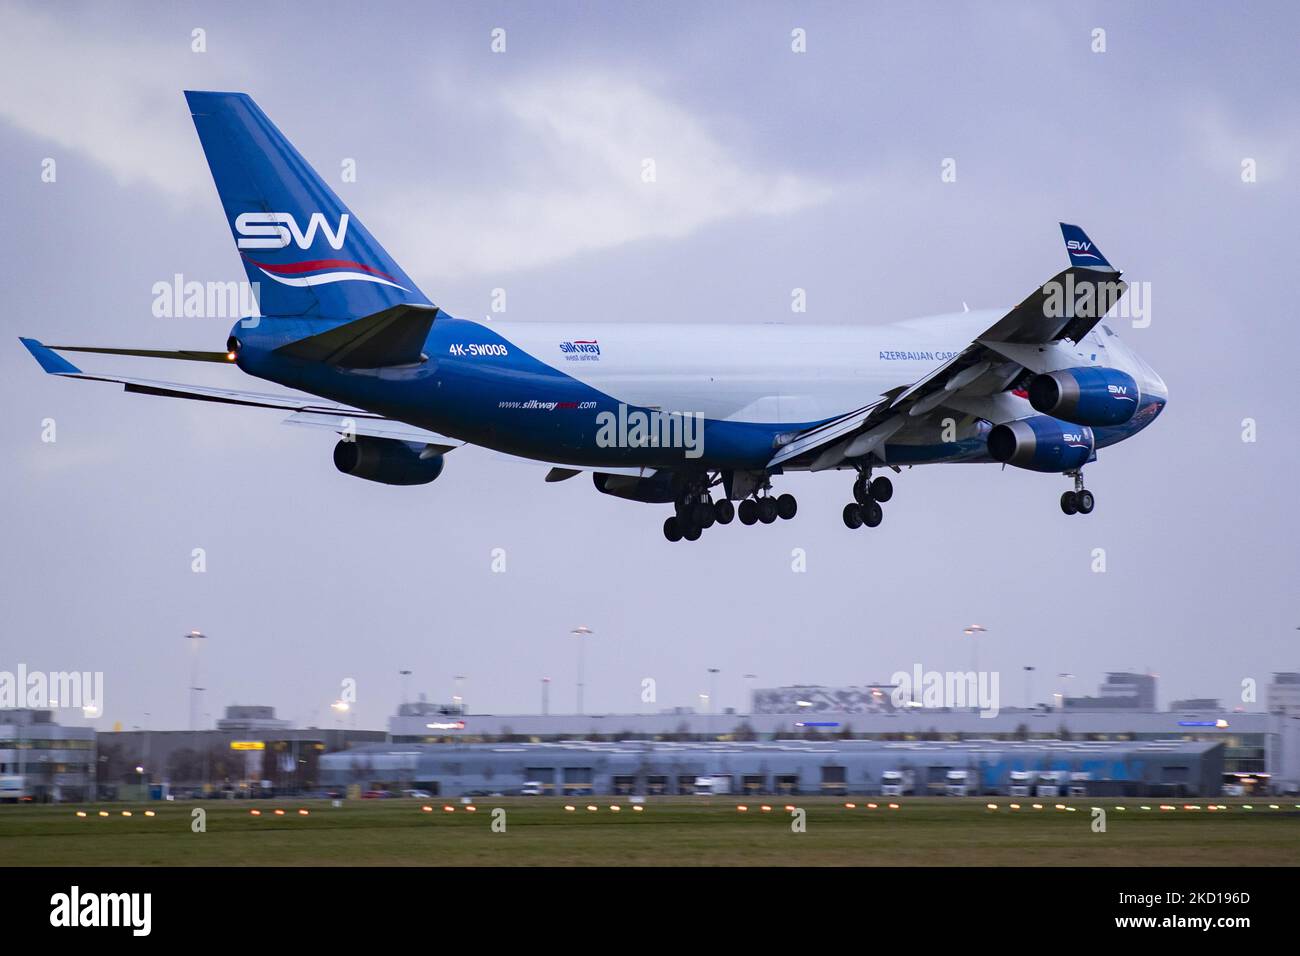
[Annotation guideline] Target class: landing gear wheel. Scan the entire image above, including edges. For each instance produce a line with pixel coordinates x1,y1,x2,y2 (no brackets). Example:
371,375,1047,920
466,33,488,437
758,497,778,524
869,476,893,503
1076,490,1095,514
682,523,701,542
776,493,797,520
853,476,870,505
693,502,715,528
842,503,864,529
714,499,735,525
1060,491,1078,515
738,499,758,526
663,516,683,542
862,500,883,528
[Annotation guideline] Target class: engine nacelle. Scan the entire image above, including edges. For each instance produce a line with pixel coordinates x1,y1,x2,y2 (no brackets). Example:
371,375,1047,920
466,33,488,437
987,416,1094,473
1028,366,1139,427
592,471,676,503
333,437,444,486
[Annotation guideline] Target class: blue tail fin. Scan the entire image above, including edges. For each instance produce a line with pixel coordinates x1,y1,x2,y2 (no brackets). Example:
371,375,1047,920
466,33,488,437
184,91,430,319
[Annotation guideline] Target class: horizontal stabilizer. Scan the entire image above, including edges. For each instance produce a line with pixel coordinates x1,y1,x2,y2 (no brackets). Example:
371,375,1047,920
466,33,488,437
44,345,231,363
273,303,439,368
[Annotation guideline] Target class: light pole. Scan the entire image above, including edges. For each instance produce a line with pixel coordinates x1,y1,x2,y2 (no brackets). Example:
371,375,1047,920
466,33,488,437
185,630,207,732
571,626,593,715
1056,672,1075,711
399,670,413,705
453,675,467,715
707,668,720,714
743,674,757,714
541,677,551,716
1023,666,1035,709
963,624,987,676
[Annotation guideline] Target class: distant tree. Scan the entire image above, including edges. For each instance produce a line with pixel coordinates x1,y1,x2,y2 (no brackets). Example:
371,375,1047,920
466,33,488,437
95,741,130,785
1013,723,1030,741
731,721,757,741
167,747,202,783
1057,724,1073,741
838,723,855,740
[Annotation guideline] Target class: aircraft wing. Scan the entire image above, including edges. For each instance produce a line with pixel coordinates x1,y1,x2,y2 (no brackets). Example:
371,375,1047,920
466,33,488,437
769,223,1125,471
19,337,464,451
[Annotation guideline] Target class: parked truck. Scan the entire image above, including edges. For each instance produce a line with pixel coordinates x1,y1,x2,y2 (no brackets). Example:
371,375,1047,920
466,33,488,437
1008,770,1035,797
880,769,915,797
0,775,27,802
945,769,978,797
693,775,732,796
1035,771,1065,798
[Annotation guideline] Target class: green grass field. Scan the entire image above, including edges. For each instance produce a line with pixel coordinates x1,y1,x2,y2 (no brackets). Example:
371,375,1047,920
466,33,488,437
2,797,1297,866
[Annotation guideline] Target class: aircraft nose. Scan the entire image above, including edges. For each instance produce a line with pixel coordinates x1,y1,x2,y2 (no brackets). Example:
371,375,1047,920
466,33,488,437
1144,365,1168,403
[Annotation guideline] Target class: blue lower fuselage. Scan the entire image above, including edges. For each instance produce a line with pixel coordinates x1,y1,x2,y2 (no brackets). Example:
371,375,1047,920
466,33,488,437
233,310,1167,472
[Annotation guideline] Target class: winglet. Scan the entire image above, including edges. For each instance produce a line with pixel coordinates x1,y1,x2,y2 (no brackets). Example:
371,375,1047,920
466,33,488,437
1059,223,1115,271
20,338,82,375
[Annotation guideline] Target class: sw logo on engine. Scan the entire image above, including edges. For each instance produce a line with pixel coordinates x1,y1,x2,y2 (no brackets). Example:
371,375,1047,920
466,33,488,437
235,212,349,250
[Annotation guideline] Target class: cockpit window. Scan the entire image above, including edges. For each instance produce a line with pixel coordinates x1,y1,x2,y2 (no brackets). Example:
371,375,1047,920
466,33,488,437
1101,324,1115,336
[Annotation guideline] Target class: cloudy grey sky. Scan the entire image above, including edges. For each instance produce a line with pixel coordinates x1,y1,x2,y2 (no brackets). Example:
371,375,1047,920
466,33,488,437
0,1,1295,731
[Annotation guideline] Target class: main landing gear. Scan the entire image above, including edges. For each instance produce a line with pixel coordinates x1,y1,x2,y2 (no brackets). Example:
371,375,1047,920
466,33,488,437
663,475,796,542
842,470,893,531
1059,469,1095,516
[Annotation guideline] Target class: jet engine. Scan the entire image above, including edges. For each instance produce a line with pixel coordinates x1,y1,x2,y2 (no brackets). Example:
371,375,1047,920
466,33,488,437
986,416,1094,473
333,437,445,485
1027,366,1139,427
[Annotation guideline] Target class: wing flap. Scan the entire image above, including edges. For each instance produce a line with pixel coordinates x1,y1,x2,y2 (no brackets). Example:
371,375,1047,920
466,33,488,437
281,410,461,451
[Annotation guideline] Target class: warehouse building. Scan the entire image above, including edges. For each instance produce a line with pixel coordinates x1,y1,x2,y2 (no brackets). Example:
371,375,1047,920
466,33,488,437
318,737,1224,798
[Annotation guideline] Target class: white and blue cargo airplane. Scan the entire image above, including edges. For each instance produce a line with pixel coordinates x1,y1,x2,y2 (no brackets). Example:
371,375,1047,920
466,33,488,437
21,92,1167,541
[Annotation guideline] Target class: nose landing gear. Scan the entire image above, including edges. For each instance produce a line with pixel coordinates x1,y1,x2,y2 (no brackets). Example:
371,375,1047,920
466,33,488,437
1059,470,1095,515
